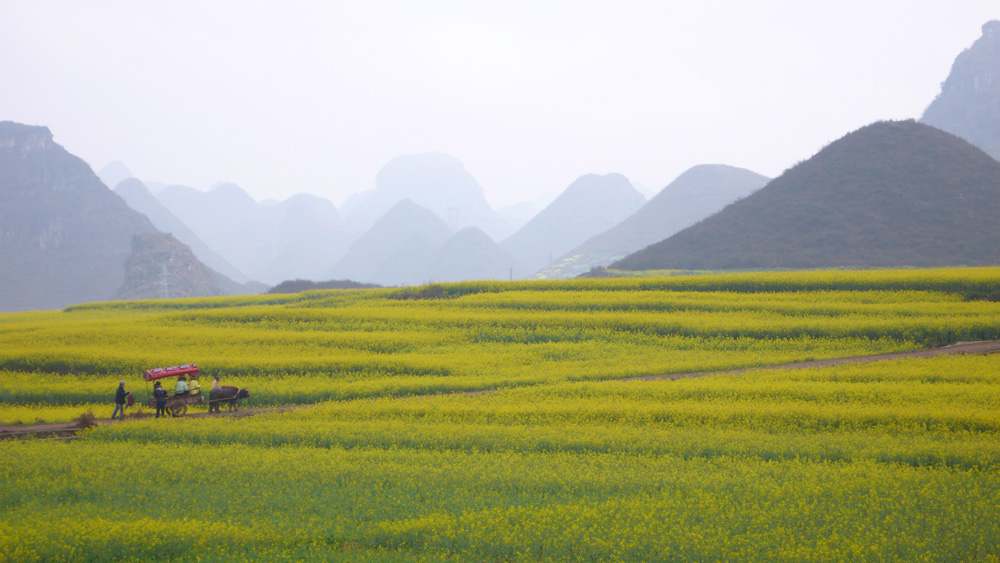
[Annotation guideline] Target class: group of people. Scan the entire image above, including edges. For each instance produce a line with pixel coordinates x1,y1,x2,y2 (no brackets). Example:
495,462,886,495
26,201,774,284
113,374,223,420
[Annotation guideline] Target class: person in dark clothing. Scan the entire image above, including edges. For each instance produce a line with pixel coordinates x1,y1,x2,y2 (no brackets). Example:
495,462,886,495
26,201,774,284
112,381,127,420
153,381,168,419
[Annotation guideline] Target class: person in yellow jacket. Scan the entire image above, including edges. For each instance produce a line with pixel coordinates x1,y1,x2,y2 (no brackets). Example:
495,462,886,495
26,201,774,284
188,374,202,396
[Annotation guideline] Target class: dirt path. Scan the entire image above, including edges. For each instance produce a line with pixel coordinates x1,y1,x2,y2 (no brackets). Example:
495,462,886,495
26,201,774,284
5,340,1000,439
620,340,1000,382
0,404,306,440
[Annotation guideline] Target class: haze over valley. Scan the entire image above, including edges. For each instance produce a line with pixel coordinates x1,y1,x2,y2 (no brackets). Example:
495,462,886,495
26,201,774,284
6,8,1000,561
1,6,999,311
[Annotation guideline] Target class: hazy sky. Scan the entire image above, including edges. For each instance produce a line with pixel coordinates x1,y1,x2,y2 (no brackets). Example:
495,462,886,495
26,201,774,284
2,1,996,208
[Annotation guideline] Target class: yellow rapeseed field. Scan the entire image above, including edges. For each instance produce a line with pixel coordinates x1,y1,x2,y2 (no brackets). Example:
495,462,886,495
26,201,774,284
1,268,999,561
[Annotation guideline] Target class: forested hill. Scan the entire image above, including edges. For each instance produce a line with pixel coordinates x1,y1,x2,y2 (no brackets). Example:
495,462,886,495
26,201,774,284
613,120,1000,271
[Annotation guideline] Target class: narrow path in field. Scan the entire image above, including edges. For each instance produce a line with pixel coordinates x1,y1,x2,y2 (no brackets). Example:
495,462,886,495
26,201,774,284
620,339,1000,382
4,340,1000,439
0,405,305,440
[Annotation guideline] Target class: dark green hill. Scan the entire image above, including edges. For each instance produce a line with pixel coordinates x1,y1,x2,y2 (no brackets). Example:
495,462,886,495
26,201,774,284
921,21,1000,162
613,120,1000,271
0,121,156,311
267,279,381,294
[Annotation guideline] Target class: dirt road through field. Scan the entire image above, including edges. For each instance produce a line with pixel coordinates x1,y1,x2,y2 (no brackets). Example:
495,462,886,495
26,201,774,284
4,340,999,439
620,340,1000,382
0,404,305,440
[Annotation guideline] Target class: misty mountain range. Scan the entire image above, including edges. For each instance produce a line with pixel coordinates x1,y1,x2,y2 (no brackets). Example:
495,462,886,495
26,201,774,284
3,20,1000,311
102,157,767,288
543,165,770,278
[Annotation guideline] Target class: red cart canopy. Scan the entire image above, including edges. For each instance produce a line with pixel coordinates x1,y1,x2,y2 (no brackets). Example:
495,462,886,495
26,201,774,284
143,364,200,381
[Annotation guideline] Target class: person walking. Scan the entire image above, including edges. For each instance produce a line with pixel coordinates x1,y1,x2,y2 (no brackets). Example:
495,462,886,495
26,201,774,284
112,381,127,420
153,381,168,419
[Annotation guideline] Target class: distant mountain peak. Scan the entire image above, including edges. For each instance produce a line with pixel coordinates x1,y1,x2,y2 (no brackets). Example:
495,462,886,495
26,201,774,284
344,152,511,240
326,199,452,285
98,161,133,189
562,173,635,197
984,19,1000,38
547,164,768,277
500,172,647,276
210,181,247,194
155,181,347,284
0,121,54,152
921,20,1000,161
375,152,479,192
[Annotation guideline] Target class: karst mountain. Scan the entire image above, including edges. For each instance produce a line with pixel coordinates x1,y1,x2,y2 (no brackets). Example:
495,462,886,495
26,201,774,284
0,122,157,311
342,152,513,240
614,120,1000,271
114,178,248,283
500,173,646,276
155,183,349,284
550,165,768,277
921,20,1000,162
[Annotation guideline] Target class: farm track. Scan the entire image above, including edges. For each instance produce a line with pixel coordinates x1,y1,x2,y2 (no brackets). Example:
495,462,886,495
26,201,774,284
4,340,1000,440
622,339,1000,381
0,404,307,440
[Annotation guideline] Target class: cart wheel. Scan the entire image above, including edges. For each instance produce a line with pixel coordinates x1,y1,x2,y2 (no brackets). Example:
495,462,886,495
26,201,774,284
169,404,187,417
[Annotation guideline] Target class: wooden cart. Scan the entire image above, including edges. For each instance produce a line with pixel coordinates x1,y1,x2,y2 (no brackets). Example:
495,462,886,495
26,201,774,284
146,392,203,417
142,364,204,417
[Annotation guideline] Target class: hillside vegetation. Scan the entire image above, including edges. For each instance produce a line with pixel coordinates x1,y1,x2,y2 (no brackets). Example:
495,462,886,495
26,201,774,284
614,121,1000,271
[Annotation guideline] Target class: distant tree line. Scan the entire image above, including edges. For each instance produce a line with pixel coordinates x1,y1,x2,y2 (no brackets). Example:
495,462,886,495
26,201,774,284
266,279,382,294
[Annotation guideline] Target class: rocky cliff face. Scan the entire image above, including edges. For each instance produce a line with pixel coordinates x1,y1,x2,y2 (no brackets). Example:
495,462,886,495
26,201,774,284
0,121,157,312
115,232,227,300
921,21,1000,162
114,178,249,283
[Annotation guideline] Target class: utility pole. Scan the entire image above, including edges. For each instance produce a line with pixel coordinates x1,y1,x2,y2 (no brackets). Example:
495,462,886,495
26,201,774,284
156,265,170,299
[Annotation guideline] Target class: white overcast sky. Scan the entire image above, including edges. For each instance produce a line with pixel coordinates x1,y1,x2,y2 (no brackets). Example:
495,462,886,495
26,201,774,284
1,1,997,208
